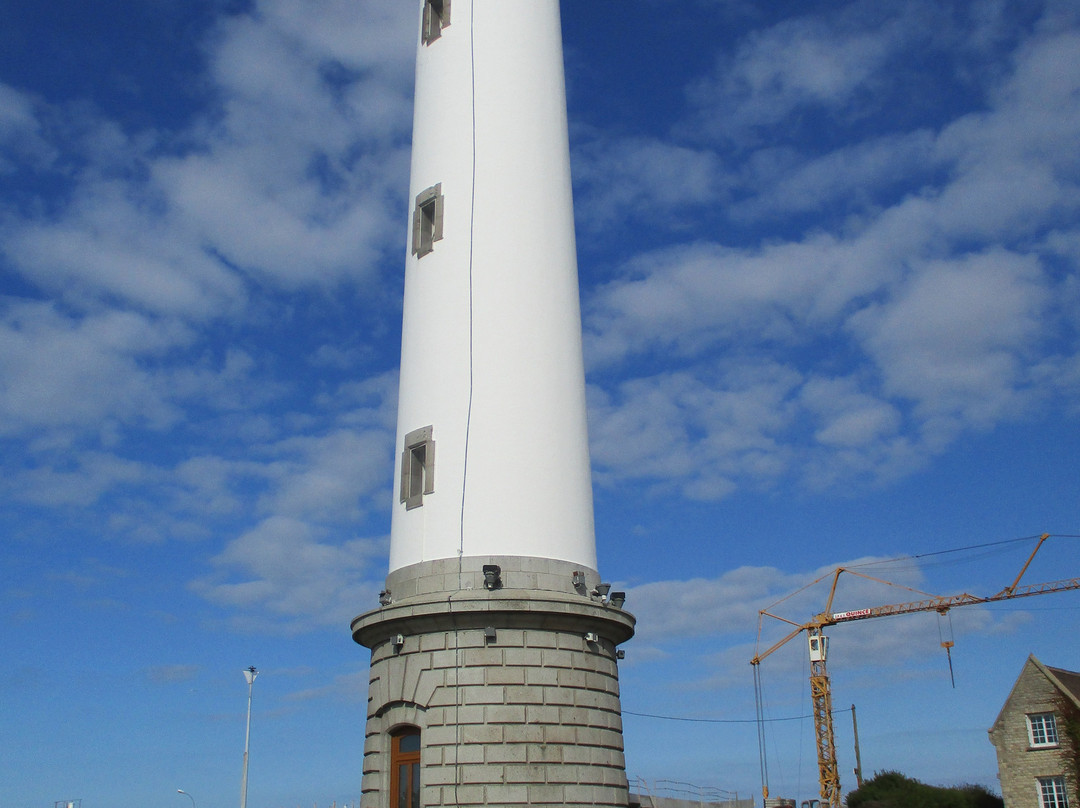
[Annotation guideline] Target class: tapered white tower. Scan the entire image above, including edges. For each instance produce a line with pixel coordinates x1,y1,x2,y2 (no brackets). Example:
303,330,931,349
352,2,635,806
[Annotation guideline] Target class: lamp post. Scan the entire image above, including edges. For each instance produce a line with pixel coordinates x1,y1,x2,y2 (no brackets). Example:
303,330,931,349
240,666,258,808
177,790,196,808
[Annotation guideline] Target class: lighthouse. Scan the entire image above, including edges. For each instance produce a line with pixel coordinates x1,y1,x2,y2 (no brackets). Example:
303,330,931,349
351,1,635,805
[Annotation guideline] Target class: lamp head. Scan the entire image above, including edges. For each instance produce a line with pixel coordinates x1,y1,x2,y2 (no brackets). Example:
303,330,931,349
482,564,502,590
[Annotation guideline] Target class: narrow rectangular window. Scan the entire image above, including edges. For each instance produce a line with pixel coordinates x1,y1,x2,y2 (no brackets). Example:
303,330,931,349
1038,776,1069,808
1029,713,1060,747
390,728,421,808
422,0,450,45
400,426,435,509
411,184,444,257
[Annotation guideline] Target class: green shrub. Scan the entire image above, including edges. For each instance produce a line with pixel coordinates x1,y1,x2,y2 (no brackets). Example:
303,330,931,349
846,770,1003,808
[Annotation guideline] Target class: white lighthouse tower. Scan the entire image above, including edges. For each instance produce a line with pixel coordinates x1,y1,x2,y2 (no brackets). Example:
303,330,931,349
352,1,635,806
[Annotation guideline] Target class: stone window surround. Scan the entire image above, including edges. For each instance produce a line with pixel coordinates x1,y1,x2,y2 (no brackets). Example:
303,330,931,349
422,0,450,45
1028,712,1061,748
1037,775,1070,808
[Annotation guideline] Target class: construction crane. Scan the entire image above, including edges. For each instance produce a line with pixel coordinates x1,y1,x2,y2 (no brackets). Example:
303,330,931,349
750,534,1080,808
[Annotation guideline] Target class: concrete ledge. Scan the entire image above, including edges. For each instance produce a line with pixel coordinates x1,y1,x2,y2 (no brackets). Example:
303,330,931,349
352,587,636,648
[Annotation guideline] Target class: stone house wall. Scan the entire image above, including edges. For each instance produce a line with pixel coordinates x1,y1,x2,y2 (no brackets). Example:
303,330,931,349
989,658,1078,808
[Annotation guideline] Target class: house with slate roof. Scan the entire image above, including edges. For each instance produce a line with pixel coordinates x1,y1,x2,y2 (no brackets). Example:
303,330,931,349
989,655,1080,808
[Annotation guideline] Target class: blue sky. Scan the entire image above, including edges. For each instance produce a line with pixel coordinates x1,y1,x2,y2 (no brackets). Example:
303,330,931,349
2,0,1079,806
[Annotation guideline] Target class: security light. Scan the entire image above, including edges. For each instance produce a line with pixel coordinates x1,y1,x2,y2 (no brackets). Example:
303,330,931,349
482,564,502,590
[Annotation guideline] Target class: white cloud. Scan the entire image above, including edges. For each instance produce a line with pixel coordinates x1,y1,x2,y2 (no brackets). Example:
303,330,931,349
686,2,926,140
588,363,800,499
581,12,1080,496
626,557,1026,693
573,136,729,230
193,515,387,630
0,301,190,437
256,428,394,521
9,451,152,508
848,250,1050,431
0,83,55,171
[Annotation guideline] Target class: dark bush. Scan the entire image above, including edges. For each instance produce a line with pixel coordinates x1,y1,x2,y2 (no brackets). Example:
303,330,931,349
846,770,1003,808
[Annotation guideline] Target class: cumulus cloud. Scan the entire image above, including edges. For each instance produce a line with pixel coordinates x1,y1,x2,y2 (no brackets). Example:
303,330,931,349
580,8,1080,498
0,0,411,603
193,516,387,631
625,556,1024,692
685,1,934,141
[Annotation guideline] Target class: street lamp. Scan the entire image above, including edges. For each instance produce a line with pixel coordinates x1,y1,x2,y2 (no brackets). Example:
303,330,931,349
240,666,258,808
177,789,196,808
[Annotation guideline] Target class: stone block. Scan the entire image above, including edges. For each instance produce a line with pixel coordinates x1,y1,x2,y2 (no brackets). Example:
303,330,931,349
541,684,576,706
414,668,441,707
426,685,456,707
542,649,575,669
493,627,526,647
486,703,528,724
543,724,577,745
504,764,549,784
503,722,545,744
422,724,459,748
419,632,448,652
526,743,564,763
445,784,485,804
463,646,504,667
523,630,558,649
503,684,543,705
486,666,526,685
504,647,544,668
483,784,530,804
443,742,484,765
429,649,459,670
445,665,484,687
454,704,486,725
462,684,505,705
546,763,591,784
524,703,563,725
525,784,567,803
461,723,504,744
486,743,528,764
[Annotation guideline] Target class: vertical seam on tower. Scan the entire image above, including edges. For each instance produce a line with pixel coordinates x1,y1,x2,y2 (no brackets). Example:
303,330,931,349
459,0,477,565
452,1,478,803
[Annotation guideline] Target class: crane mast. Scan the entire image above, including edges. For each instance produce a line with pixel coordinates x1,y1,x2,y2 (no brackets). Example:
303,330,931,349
808,628,841,808
751,534,1078,808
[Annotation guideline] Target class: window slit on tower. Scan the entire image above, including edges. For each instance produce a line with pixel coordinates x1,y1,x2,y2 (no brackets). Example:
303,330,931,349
400,426,435,510
412,183,444,257
389,728,421,808
422,0,450,45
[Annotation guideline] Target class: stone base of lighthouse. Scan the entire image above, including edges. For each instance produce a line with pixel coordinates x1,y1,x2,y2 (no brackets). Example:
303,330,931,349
352,557,636,808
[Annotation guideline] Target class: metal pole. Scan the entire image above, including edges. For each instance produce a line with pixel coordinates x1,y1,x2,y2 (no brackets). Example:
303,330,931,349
178,789,196,808
241,666,258,808
851,704,864,789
